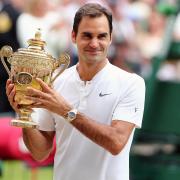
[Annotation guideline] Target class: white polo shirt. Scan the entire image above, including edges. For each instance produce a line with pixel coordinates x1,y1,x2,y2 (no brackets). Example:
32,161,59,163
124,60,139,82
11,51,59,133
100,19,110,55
33,61,145,180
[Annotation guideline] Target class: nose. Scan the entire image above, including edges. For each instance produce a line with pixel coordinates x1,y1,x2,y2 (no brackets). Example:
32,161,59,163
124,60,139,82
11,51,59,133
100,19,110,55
89,38,99,48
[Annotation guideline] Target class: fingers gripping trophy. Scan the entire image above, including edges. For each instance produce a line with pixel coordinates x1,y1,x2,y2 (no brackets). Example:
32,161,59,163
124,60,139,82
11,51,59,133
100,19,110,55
0,29,70,128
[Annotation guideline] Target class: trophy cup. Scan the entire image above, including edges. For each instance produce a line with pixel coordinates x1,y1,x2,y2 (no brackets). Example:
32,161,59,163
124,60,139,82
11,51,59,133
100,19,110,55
0,29,70,128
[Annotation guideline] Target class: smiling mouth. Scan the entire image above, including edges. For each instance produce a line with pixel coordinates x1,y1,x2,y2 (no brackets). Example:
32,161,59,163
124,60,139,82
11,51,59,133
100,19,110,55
85,50,101,55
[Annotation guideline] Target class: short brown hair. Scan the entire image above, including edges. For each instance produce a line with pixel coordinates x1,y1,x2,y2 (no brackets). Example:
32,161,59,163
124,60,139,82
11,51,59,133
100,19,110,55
73,3,113,36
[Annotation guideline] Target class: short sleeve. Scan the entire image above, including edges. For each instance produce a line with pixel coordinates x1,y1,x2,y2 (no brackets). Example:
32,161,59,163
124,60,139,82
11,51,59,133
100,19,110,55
112,75,145,128
31,108,55,131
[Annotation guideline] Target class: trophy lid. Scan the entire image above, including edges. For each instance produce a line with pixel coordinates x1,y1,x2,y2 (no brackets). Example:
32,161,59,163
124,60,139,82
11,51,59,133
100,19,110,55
27,28,46,50
12,28,54,62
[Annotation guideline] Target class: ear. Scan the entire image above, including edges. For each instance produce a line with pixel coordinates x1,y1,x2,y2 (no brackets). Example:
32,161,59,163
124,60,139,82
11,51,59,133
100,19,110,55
71,31,76,43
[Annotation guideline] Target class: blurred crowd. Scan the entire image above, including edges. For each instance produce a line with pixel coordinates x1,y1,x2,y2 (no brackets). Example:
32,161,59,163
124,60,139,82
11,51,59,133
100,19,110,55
0,0,180,168
0,0,180,112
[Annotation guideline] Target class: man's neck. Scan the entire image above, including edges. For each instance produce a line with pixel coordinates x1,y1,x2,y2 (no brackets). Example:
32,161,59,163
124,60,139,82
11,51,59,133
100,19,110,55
77,59,108,82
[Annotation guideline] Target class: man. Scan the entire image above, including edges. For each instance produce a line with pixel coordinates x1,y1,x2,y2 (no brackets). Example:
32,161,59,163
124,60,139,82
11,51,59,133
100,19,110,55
6,3,145,180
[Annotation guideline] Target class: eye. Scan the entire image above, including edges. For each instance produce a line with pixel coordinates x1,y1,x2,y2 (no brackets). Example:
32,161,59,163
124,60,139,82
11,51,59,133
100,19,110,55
82,33,92,40
98,33,108,40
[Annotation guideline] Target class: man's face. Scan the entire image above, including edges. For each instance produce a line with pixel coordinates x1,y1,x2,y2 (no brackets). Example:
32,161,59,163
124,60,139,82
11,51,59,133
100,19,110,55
72,15,112,64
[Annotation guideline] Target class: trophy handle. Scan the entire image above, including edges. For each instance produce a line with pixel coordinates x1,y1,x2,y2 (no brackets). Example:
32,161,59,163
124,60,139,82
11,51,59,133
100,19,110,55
51,53,70,84
0,46,13,76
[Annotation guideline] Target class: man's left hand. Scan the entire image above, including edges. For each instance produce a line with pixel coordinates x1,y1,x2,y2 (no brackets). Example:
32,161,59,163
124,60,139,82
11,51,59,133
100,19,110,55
26,78,72,117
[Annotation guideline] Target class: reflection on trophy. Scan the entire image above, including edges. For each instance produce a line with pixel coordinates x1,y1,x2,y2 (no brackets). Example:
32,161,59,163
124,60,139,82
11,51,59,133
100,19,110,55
0,29,70,128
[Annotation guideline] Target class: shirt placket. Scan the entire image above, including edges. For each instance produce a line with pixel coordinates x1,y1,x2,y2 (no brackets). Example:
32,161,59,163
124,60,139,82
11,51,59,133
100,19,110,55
78,82,91,111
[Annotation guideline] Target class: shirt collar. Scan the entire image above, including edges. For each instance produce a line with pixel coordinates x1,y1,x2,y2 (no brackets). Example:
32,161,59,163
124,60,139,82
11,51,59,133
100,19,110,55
74,60,110,84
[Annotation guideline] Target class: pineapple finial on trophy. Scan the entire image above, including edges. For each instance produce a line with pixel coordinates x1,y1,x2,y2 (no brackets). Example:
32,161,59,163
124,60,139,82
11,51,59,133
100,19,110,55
35,28,41,40
27,28,46,50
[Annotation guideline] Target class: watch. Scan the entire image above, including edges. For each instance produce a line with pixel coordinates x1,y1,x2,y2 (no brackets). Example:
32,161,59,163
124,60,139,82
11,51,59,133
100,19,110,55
65,108,78,122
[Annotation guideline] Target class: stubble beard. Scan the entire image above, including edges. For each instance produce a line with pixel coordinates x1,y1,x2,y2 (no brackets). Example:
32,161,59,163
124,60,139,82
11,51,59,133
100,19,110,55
81,50,107,64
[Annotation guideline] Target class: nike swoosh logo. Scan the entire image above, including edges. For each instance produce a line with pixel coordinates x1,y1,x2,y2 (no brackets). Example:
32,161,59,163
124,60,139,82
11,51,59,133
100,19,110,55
99,92,112,97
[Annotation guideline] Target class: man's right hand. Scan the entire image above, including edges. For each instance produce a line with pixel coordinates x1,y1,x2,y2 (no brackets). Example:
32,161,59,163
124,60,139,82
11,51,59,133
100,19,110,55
6,79,20,113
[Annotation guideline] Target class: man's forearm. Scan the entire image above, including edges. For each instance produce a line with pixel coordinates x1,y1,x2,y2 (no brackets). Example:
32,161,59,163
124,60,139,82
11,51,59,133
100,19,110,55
22,128,54,161
71,113,125,155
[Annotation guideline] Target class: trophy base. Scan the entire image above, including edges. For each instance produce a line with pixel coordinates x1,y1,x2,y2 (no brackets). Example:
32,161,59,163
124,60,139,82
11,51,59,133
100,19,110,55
11,119,38,129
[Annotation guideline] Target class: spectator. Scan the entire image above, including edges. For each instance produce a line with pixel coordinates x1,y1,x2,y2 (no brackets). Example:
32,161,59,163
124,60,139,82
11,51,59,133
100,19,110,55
0,0,20,113
16,0,67,58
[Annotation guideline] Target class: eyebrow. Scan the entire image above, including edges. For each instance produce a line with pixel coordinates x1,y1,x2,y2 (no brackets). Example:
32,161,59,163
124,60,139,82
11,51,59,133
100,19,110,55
81,32,109,37
81,32,92,37
98,33,108,37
